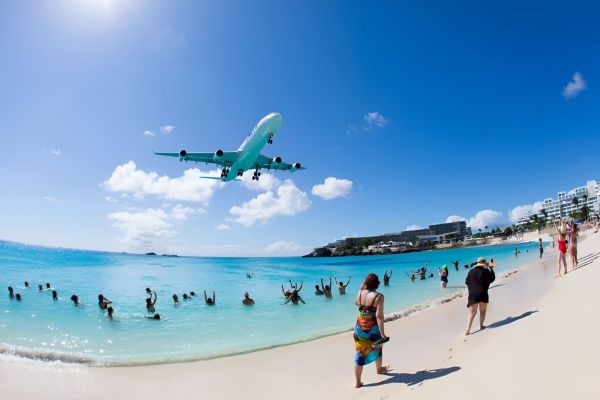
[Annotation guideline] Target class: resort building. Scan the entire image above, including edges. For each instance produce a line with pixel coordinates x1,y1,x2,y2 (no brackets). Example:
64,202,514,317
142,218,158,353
516,180,600,225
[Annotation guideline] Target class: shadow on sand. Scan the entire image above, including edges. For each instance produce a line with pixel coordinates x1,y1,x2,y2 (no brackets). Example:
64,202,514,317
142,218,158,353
488,310,538,329
363,366,461,387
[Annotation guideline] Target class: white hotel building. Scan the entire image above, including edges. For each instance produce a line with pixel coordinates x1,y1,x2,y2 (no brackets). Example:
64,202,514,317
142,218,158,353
516,180,600,225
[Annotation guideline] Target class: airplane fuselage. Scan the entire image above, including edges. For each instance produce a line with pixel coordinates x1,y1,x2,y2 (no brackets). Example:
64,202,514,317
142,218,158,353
222,112,282,181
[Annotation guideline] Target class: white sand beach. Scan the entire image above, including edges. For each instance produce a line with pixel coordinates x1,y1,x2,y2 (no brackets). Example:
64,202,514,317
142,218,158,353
2,231,599,399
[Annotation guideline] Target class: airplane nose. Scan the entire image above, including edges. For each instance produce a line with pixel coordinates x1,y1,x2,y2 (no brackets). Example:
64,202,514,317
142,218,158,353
269,112,282,126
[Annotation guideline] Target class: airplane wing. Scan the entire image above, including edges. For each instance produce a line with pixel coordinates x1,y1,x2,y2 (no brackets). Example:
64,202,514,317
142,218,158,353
154,151,239,167
255,154,306,171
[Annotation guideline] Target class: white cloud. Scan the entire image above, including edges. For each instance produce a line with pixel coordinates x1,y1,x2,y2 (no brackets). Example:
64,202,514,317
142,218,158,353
104,196,118,203
508,201,544,223
142,130,156,137
240,171,281,191
170,204,202,221
50,148,61,156
363,112,388,129
467,210,502,230
43,196,56,202
103,161,223,205
311,177,353,200
562,71,587,100
230,180,310,226
215,223,230,231
405,224,423,231
445,215,466,223
264,240,301,253
160,125,175,134
108,205,197,248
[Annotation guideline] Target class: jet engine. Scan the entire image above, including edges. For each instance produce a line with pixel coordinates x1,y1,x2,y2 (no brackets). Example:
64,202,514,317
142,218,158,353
179,150,187,161
214,149,224,160
290,162,301,172
272,156,282,164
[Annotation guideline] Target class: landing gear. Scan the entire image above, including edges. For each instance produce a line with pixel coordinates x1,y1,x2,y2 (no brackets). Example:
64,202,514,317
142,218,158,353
237,169,244,177
221,167,230,178
252,170,261,181
267,132,273,144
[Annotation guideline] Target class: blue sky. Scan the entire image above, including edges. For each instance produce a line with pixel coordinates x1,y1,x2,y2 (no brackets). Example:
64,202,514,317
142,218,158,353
1,0,599,256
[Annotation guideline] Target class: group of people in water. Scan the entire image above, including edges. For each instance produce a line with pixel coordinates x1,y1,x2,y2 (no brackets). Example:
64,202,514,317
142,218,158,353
5,282,227,321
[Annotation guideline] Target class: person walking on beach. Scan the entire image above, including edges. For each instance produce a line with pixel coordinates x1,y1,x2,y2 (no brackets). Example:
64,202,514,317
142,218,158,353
539,238,544,258
335,276,351,294
353,273,390,388
570,222,578,270
465,257,496,335
557,221,568,276
439,265,449,288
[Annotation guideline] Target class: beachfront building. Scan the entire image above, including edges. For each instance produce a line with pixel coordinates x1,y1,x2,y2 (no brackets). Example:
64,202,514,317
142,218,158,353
516,180,599,225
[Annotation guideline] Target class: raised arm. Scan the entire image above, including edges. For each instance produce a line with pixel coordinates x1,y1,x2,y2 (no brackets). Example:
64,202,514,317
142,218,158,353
329,277,332,288
389,270,393,277
204,290,208,302
320,278,325,290
213,291,216,303
151,292,157,305
345,276,351,286
297,281,303,292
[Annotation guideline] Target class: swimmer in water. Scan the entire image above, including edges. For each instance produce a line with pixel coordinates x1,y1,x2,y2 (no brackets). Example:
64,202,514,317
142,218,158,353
183,293,190,300
314,284,324,295
204,290,216,305
24,281,29,289
146,288,153,297
335,276,351,295
190,291,196,296
8,286,14,298
38,284,43,292
145,313,161,320
172,294,180,304
52,290,58,300
146,291,157,312
452,260,459,271
107,306,114,320
15,293,22,301
98,294,112,310
246,272,254,279
283,291,306,305
321,278,333,298
383,270,393,286
46,283,51,289
242,292,255,305
282,285,293,297
70,294,80,305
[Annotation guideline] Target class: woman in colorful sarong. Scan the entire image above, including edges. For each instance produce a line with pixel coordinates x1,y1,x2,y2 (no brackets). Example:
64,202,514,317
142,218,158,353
353,273,390,388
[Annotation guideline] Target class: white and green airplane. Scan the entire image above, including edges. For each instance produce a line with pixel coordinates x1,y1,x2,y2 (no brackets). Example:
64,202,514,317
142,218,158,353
154,112,305,181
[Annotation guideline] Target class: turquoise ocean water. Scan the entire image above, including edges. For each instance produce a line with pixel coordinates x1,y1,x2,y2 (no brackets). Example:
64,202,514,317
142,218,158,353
0,240,544,365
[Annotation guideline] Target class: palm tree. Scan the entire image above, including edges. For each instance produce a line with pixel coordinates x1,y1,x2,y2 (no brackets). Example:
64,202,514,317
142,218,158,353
485,225,488,232
572,196,579,212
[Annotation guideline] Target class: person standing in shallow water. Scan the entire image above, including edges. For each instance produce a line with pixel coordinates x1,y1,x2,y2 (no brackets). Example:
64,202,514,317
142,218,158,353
465,257,496,335
353,273,390,388
539,238,544,258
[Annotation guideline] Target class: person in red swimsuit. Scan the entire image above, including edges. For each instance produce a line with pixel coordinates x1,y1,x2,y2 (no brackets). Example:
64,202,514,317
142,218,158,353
557,220,568,276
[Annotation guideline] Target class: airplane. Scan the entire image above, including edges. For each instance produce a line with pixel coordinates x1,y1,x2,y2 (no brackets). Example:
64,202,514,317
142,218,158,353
153,112,305,181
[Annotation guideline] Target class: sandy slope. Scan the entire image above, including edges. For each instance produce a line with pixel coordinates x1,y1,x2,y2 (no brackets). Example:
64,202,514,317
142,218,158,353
1,232,598,400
